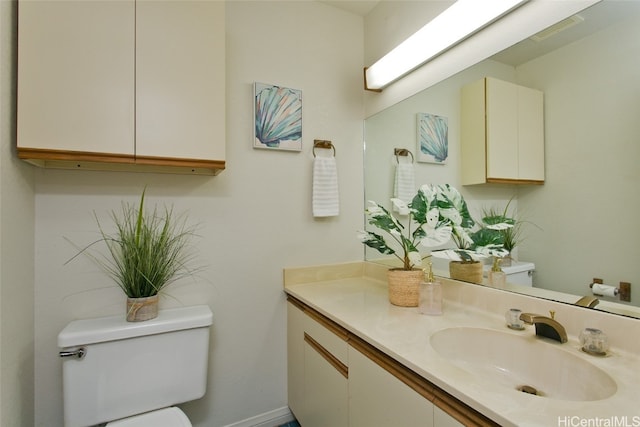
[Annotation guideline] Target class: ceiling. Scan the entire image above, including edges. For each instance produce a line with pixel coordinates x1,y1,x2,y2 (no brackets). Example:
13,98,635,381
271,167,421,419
318,1,379,16
319,1,637,68
491,1,638,66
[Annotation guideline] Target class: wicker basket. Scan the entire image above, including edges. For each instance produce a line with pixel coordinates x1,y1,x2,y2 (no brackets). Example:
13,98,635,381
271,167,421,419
387,268,423,307
449,261,483,284
126,295,159,322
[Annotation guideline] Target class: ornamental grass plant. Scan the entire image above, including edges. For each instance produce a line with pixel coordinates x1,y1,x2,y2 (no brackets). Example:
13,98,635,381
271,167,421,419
68,189,199,298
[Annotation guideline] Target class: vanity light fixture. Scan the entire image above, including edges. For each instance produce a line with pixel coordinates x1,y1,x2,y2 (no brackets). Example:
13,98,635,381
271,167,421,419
364,0,528,91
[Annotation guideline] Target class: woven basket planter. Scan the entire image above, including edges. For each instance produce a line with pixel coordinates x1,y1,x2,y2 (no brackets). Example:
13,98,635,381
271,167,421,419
126,295,159,322
387,268,423,307
449,261,483,284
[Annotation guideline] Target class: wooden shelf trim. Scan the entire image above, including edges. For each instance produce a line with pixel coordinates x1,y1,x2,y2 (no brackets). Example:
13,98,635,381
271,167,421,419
486,177,544,185
18,147,134,164
17,147,225,174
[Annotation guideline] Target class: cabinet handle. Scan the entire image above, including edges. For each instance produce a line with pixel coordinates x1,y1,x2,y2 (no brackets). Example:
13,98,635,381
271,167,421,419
304,333,348,379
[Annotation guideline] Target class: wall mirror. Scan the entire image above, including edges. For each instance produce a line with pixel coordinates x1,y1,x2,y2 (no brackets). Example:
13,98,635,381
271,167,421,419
364,0,640,319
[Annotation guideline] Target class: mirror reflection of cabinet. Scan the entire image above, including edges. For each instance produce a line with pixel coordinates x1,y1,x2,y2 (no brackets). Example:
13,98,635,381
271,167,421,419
461,77,544,185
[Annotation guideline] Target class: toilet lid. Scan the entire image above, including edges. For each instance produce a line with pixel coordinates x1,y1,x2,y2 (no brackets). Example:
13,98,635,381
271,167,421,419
106,407,192,427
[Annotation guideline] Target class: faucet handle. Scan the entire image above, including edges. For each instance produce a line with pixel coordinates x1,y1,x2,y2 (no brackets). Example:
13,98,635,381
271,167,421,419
549,310,555,320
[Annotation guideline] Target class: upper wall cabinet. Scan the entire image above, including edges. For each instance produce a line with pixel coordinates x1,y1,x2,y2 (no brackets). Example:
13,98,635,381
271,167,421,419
461,77,544,185
17,0,225,175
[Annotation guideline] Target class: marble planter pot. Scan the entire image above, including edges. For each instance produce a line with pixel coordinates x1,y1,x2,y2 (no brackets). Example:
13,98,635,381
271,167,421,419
387,268,423,307
126,295,159,322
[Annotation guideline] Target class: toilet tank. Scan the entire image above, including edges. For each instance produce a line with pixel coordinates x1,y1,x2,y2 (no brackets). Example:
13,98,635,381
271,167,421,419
58,305,213,427
483,261,536,286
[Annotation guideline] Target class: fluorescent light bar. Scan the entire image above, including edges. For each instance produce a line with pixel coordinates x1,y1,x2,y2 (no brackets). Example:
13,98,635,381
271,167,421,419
365,0,527,91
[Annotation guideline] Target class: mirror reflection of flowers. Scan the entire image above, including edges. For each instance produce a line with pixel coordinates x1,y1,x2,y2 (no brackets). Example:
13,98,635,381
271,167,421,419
358,184,511,270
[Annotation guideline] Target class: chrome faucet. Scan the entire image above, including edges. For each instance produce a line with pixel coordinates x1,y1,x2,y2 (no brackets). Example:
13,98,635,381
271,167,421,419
575,295,600,308
519,311,568,343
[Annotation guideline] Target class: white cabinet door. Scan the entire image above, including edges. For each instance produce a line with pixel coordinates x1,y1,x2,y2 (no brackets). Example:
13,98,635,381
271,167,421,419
303,337,349,427
17,0,135,155
349,346,434,427
287,301,349,427
136,0,225,161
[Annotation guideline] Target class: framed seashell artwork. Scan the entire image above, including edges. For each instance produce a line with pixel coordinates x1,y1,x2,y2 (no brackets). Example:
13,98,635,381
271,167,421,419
254,82,303,151
416,112,448,164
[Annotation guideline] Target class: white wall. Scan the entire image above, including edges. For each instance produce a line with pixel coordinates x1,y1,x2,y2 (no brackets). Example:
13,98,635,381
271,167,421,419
0,0,36,426
32,2,364,426
516,15,640,304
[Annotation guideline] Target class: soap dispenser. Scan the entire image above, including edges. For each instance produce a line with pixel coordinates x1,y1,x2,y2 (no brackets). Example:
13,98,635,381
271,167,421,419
489,257,506,287
419,262,442,315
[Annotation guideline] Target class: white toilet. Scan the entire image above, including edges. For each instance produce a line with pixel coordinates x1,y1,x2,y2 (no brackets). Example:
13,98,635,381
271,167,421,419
58,305,213,427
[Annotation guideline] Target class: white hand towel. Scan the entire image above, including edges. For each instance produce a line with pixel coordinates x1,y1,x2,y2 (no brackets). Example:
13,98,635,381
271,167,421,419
393,162,415,214
312,156,339,217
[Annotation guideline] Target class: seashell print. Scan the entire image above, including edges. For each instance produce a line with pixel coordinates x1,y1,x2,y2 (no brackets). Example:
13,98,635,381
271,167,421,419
418,113,448,163
254,83,302,149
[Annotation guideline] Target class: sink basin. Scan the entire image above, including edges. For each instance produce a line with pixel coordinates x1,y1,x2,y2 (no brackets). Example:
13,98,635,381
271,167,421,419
430,327,617,401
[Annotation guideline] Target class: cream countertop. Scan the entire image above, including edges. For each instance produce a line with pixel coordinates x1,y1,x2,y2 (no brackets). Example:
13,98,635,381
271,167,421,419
284,262,640,427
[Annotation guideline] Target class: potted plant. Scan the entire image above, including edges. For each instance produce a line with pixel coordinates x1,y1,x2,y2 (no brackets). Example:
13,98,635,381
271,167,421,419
480,198,535,266
430,193,511,284
358,184,459,306
67,188,199,321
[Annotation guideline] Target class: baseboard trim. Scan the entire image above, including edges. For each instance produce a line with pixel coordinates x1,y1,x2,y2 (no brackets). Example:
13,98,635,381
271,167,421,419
223,406,295,427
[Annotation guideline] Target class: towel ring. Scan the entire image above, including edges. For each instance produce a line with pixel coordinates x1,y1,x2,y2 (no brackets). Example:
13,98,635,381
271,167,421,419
394,148,414,163
313,139,336,157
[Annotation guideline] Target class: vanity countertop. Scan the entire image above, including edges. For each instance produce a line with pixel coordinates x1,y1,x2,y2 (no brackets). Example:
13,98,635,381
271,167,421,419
284,262,640,427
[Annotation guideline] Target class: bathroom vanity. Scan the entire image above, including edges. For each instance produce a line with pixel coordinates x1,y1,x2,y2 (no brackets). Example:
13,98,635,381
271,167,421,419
284,262,640,427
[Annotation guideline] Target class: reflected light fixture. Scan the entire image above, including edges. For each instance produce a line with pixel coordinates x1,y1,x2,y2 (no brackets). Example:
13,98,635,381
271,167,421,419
364,0,528,91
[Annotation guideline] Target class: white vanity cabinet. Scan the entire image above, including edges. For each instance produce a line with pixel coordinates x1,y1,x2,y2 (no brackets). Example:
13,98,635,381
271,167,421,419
287,297,497,427
17,0,225,175
461,77,544,185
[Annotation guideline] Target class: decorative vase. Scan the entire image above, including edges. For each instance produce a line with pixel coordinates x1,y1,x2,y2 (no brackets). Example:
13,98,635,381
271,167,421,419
387,268,423,307
449,261,484,285
126,295,159,322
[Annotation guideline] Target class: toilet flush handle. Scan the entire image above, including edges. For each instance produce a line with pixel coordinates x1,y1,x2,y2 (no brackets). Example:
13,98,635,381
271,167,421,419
59,347,86,360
